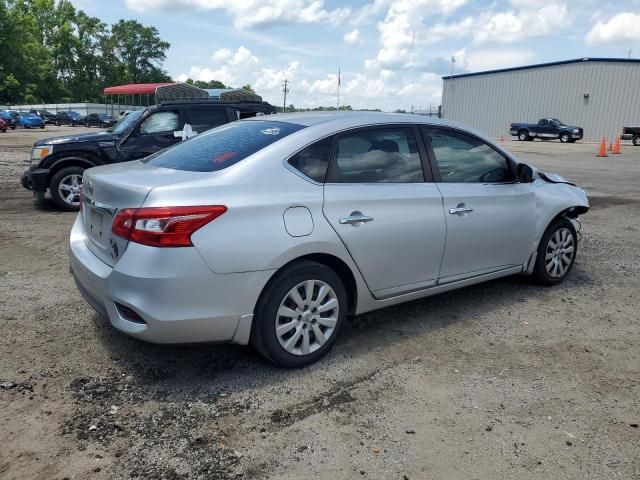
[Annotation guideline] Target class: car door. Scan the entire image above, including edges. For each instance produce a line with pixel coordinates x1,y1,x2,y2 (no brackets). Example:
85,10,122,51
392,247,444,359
322,125,446,298
119,109,183,160
421,126,536,283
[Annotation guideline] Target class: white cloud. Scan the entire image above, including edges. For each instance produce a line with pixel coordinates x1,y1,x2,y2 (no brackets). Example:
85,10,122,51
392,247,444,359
474,2,573,44
125,0,351,29
368,0,468,69
343,29,361,45
452,47,535,72
585,12,640,46
179,46,258,86
426,17,474,44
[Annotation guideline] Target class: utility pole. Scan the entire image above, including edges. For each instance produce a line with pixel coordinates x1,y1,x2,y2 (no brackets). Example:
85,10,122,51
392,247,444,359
282,79,289,113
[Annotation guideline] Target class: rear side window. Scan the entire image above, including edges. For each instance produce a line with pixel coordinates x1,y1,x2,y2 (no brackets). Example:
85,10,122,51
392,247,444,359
188,108,229,132
145,120,305,172
327,127,424,183
288,137,333,183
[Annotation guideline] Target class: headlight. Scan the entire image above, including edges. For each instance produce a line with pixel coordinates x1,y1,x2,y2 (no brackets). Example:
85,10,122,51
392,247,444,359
573,129,579,133
31,146,53,166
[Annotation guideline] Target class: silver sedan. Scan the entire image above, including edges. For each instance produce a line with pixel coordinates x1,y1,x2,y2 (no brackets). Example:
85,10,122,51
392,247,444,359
70,112,589,367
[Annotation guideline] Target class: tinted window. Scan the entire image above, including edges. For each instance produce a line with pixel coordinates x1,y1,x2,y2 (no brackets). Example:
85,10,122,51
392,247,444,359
145,120,305,172
426,129,513,183
110,110,143,134
140,111,179,135
327,128,424,183
288,137,333,182
188,108,228,132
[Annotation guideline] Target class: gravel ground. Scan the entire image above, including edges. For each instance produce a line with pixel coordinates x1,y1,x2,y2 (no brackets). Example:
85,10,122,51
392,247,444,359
1,127,639,480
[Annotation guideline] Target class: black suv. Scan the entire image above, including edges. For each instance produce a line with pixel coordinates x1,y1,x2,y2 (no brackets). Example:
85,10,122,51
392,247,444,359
22,100,275,210
84,113,117,128
55,111,85,126
30,109,58,124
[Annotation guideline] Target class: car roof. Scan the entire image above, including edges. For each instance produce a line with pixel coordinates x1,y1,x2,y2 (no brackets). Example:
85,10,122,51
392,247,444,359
245,111,476,131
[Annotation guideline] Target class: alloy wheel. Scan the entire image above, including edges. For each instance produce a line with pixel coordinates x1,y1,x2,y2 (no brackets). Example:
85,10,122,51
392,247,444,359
275,280,339,356
57,174,83,206
544,227,575,278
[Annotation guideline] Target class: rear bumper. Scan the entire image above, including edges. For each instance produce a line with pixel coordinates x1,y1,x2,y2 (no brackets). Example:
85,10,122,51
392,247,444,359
69,214,274,344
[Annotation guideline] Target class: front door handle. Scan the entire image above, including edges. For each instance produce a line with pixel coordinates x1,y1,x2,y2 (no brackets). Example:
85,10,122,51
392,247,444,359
339,211,374,225
449,206,474,215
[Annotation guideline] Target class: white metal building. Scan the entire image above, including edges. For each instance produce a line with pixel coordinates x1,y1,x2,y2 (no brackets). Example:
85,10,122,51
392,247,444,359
441,58,640,142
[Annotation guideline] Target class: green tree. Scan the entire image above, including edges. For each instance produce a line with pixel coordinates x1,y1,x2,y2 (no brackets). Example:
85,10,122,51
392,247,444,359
185,78,227,89
109,20,171,83
241,83,255,93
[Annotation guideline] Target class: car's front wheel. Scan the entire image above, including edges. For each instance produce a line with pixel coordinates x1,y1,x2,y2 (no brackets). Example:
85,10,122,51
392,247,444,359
50,166,84,211
533,217,577,285
251,260,347,367
560,133,571,143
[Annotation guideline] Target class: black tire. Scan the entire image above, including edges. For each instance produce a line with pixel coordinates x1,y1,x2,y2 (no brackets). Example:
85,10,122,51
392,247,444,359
251,260,348,367
633,135,640,147
560,132,571,143
1,129,5,133
518,130,529,141
10,125,16,129
40,125,45,129
50,166,85,211
532,217,577,286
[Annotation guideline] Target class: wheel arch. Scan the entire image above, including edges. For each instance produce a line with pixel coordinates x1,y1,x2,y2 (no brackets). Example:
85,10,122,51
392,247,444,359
257,253,359,317
46,155,101,185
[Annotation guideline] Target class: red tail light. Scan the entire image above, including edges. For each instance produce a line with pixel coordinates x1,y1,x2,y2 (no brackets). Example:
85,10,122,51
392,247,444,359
112,205,227,247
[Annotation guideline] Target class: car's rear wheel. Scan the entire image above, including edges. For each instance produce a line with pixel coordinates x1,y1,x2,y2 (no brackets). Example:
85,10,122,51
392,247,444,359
518,130,529,141
560,133,571,143
251,260,347,367
633,135,640,146
50,166,84,211
533,217,577,285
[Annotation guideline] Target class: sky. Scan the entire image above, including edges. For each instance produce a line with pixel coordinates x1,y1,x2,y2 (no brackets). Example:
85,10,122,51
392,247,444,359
72,0,640,111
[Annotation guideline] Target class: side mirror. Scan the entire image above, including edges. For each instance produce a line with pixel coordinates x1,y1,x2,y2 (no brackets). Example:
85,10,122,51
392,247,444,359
517,163,534,183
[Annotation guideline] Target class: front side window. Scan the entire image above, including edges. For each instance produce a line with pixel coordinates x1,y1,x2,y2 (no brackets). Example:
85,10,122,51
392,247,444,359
426,128,513,183
145,120,305,172
327,127,424,183
140,111,179,135
288,137,333,183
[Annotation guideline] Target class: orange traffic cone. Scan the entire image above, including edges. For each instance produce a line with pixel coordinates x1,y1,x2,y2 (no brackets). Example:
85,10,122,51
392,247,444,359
608,141,613,151
597,137,608,157
612,136,621,154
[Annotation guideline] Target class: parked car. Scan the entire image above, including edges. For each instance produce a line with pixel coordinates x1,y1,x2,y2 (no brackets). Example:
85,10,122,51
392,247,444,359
18,113,45,129
69,112,589,367
0,117,7,132
23,99,275,210
621,126,640,146
30,109,58,124
510,118,583,143
55,111,85,126
0,110,17,129
84,113,117,128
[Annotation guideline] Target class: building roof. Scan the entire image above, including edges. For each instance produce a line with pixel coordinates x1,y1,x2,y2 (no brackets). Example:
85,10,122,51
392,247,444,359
443,57,640,80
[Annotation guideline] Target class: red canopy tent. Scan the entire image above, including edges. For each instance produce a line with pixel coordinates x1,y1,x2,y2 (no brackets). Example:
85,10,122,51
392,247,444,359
103,82,175,95
102,83,210,116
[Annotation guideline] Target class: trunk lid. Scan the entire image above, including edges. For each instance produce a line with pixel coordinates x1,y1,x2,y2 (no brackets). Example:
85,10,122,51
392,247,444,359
82,161,207,267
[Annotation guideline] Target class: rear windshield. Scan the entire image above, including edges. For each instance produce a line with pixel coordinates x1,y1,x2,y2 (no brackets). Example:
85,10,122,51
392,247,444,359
144,120,305,172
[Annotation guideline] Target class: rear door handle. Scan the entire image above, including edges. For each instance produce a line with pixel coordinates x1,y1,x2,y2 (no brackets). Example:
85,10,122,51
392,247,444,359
339,211,374,225
449,206,474,215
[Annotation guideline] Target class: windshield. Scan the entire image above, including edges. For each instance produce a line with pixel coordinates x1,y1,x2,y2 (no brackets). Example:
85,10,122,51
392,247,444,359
108,110,144,134
552,118,565,126
144,120,305,172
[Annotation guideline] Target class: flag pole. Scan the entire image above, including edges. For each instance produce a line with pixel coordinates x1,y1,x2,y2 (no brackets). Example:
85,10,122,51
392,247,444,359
336,68,341,110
